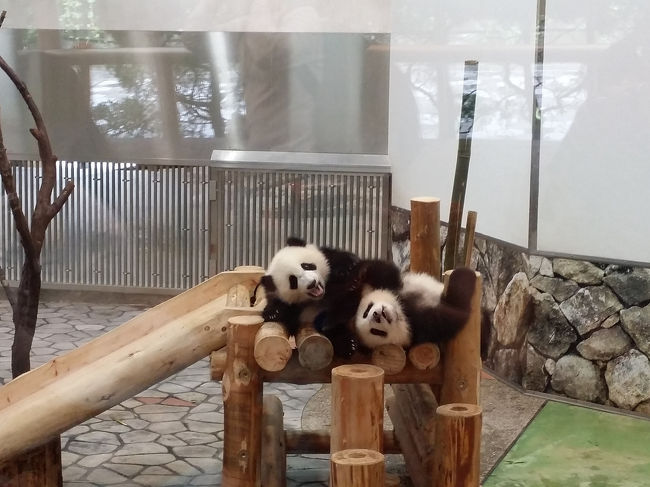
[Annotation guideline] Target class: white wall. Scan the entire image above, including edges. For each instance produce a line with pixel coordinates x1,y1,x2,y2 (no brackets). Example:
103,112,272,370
538,1,650,263
388,1,537,247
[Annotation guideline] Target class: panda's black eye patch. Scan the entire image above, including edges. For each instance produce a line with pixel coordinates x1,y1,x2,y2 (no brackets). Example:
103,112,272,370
289,275,298,289
363,303,373,319
301,263,316,271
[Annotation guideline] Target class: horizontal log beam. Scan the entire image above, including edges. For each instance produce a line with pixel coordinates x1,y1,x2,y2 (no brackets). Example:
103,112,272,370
211,350,442,385
285,429,401,455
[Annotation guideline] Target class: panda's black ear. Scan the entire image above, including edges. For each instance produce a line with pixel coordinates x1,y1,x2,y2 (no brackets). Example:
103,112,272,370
286,237,306,247
260,275,276,292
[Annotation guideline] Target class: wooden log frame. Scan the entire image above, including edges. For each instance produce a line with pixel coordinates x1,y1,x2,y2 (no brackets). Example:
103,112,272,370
0,436,61,487
440,271,482,406
222,315,265,487
0,269,263,462
284,429,400,455
407,343,441,371
261,395,286,487
385,384,439,487
211,349,443,385
254,322,292,372
330,449,385,487
296,324,334,371
432,403,482,487
331,365,385,453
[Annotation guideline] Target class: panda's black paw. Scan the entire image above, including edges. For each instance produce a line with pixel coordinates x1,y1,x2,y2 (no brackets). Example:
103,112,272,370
329,333,358,359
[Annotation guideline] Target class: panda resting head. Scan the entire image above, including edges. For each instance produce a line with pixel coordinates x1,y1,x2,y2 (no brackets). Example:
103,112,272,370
261,242,330,304
355,287,411,349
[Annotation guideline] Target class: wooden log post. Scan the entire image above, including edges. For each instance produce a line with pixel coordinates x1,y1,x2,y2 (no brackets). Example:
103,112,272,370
385,384,439,487
410,197,441,279
407,343,440,371
330,449,385,487
261,395,286,487
296,324,334,371
254,322,292,372
222,315,265,487
0,437,62,487
432,403,482,487
371,344,406,375
440,272,482,406
331,365,384,452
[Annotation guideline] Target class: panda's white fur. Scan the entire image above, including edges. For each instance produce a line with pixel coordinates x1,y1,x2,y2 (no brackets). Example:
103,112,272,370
354,272,445,349
355,287,411,349
265,244,330,304
400,272,444,308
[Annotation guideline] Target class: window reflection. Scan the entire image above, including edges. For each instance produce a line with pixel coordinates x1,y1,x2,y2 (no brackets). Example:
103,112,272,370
5,29,390,161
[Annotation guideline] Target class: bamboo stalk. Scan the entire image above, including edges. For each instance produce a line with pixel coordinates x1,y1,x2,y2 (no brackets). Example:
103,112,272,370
444,60,479,272
463,211,477,268
432,403,482,487
331,365,384,453
222,315,265,487
330,449,385,487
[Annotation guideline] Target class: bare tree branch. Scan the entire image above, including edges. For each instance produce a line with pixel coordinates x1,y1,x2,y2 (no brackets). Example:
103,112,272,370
0,265,16,309
50,180,75,217
0,116,38,263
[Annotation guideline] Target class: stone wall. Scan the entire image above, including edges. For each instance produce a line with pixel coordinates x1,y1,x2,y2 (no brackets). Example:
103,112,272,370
390,207,650,416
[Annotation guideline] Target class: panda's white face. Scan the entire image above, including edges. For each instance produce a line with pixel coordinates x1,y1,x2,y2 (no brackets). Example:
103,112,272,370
355,288,411,349
264,244,330,304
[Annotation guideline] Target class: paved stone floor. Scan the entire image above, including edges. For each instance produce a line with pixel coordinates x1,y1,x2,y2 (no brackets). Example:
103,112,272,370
0,297,545,486
0,299,326,486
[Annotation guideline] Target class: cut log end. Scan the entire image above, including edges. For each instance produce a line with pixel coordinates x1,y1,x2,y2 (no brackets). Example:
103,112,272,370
330,449,385,487
255,322,292,372
332,364,384,380
371,344,406,375
331,448,384,465
296,326,333,371
408,343,440,370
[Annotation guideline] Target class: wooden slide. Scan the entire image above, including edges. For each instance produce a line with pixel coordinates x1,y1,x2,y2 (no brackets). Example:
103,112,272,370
0,268,264,462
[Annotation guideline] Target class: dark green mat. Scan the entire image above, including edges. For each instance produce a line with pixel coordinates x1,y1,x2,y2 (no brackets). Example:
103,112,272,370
484,401,650,487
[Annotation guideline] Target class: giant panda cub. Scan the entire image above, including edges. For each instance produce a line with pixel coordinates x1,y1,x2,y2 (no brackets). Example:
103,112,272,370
260,237,402,356
354,268,476,350
261,237,359,335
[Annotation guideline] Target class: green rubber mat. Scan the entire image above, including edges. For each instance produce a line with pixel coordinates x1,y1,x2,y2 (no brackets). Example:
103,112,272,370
484,401,650,487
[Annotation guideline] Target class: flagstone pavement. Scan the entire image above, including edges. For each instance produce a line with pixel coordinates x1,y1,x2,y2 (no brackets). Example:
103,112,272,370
0,299,330,487
1,297,546,486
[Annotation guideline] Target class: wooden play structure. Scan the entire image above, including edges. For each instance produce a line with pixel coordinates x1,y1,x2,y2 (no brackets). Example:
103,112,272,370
0,196,482,486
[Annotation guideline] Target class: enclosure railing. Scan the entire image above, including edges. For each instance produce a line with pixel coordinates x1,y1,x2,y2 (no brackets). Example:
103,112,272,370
0,153,391,292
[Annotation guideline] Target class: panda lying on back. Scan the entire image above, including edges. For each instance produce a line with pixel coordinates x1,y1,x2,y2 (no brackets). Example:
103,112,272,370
261,237,476,356
260,237,400,355
354,268,476,350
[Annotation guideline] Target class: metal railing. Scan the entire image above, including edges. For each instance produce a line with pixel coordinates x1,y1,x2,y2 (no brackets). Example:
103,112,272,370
1,153,391,291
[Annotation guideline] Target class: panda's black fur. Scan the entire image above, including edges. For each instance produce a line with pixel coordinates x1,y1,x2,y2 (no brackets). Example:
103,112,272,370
260,238,402,356
354,268,477,350
261,237,476,357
